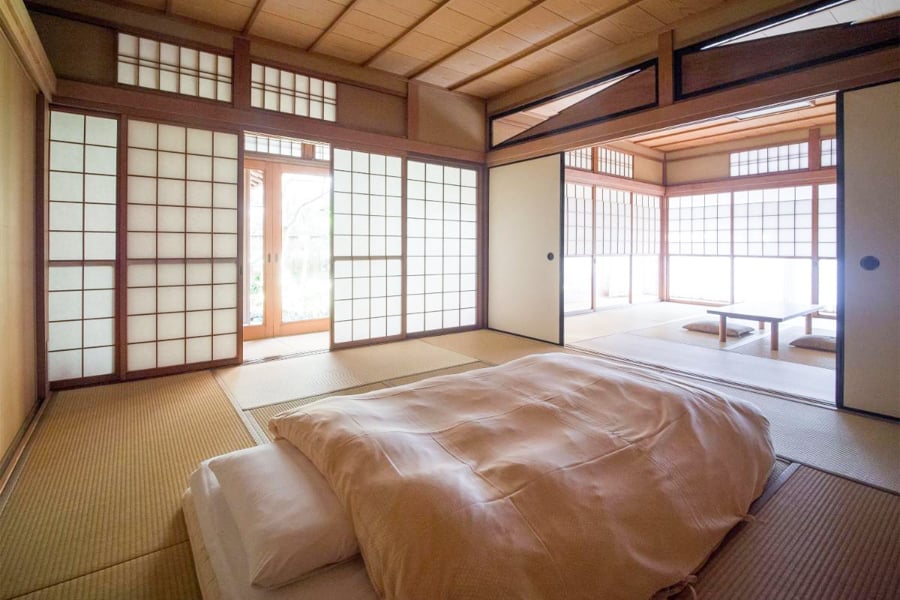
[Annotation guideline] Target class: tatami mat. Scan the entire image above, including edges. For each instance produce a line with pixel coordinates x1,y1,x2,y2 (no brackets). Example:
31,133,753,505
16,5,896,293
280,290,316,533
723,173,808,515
565,302,707,342
676,466,900,599
571,333,836,403
14,542,200,600
629,318,768,350
0,371,252,600
217,339,477,409
242,332,329,362
420,329,569,365
727,326,836,369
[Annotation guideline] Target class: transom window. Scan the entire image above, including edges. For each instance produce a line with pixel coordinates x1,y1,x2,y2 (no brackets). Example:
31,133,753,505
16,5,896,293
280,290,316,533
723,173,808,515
565,147,592,170
117,33,232,102
250,64,337,122
730,142,809,176
597,147,633,178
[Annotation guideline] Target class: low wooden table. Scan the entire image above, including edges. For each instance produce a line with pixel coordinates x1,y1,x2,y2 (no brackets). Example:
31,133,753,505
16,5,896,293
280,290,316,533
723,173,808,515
707,302,824,351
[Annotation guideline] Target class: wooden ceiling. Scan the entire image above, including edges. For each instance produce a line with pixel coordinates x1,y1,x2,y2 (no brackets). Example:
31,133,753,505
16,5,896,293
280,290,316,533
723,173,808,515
627,95,837,153
117,0,729,98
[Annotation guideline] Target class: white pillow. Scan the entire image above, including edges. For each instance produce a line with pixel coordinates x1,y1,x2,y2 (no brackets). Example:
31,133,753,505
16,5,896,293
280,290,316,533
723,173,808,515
207,440,359,589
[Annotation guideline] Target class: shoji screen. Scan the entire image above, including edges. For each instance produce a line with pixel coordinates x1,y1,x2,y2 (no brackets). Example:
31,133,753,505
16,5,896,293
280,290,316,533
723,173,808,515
126,120,240,373
406,160,478,334
47,111,118,383
332,149,403,345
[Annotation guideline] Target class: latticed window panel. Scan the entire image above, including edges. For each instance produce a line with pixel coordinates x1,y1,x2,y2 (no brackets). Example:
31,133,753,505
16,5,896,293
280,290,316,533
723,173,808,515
117,33,232,102
732,186,813,258
730,142,808,176
565,183,592,256
821,138,837,167
251,63,336,122
244,131,330,161
632,194,661,256
126,120,239,372
406,161,478,335
564,147,592,170
597,147,633,178
818,183,837,259
667,193,731,256
595,187,631,255
47,110,118,383
332,149,403,344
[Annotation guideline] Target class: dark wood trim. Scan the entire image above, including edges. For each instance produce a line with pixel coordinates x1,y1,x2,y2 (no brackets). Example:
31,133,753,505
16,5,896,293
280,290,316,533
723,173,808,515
448,0,644,92
232,37,251,110
407,81,419,141
834,90,845,410
236,131,245,363
558,153,565,345
34,92,49,401
116,113,128,379
565,168,665,196
678,17,900,99
49,373,118,391
242,0,266,36
52,79,484,164
658,30,674,107
488,46,899,166
122,356,241,382
364,0,453,69
666,167,836,196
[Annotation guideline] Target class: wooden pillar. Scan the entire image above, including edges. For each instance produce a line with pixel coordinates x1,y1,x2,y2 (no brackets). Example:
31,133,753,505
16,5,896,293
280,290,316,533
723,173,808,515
232,37,251,110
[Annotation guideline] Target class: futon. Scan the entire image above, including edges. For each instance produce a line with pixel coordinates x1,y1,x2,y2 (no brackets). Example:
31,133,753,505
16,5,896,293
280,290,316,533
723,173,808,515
185,352,774,600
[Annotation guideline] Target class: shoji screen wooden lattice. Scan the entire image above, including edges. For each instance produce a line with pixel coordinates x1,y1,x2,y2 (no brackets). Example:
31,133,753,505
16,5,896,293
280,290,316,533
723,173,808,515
47,111,119,384
126,120,240,373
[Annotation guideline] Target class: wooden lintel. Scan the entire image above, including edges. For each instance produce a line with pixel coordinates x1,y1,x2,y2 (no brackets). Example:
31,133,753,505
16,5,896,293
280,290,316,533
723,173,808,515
232,37,251,109
51,79,485,164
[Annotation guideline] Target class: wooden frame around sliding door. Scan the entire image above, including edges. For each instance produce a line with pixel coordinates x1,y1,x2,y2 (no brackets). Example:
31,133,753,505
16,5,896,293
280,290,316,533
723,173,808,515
242,157,331,341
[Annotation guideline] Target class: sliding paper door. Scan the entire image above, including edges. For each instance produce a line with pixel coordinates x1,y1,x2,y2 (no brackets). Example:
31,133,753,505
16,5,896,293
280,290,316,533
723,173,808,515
488,155,563,344
126,120,241,374
839,81,900,418
331,149,403,346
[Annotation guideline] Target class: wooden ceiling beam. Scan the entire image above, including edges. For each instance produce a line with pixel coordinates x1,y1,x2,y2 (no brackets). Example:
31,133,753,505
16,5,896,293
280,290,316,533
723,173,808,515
165,0,174,16
405,0,549,79
308,0,363,53
362,0,453,68
449,0,644,92
242,0,267,35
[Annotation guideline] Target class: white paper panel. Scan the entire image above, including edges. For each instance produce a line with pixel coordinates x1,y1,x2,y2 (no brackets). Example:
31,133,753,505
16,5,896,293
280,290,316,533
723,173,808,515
212,262,236,283
83,346,115,377
51,111,84,143
187,233,212,257
187,263,212,284
159,151,186,179
85,145,117,175
186,311,212,337
49,266,82,291
186,208,212,232
158,124,186,152
49,172,84,202
128,342,156,371
213,132,237,158
158,312,185,339
212,333,236,359
86,175,117,204
157,286,185,312
50,202,83,231
157,233,185,258
212,183,237,208
158,179,186,206
212,284,236,308
128,264,156,287
184,336,211,364
129,120,157,149
212,308,236,334
187,181,212,206
84,318,115,347
84,289,115,319
187,155,212,180
48,321,82,351
48,349,82,381
212,234,237,257
85,116,117,147
212,209,236,233
128,148,157,177
128,176,156,204
51,141,84,172
186,285,212,310
128,204,156,230
128,314,156,343
158,206,185,232
127,287,156,315
158,339,186,367
157,263,185,286
84,232,116,260
49,231,83,261
187,128,213,155
84,204,116,231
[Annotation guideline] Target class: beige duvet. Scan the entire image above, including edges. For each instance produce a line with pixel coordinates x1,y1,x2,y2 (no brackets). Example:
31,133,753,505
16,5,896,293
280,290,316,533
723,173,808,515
270,353,774,600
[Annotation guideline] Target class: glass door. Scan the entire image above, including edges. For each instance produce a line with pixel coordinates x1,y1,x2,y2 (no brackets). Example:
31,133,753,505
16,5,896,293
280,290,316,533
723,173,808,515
242,159,331,341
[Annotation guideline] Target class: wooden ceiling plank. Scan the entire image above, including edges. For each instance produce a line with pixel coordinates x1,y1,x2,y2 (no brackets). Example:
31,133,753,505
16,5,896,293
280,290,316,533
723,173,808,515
362,0,454,67
448,0,644,91
308,0,363,52
406,0,551,79
243,0,268,34
656,115,836,152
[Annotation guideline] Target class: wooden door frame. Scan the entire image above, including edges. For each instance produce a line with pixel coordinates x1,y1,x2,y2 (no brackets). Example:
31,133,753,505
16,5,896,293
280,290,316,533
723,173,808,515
242,157,331,340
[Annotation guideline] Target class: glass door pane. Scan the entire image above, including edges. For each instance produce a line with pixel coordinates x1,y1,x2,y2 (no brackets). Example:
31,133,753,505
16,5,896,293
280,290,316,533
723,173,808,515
280,171,331,326
243,167,266,328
